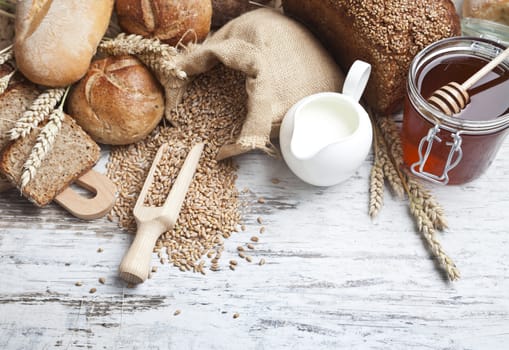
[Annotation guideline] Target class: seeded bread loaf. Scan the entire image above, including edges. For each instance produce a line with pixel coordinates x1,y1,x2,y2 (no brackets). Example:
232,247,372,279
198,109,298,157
0,66,41,192
0,114,100,206
282,0,461,115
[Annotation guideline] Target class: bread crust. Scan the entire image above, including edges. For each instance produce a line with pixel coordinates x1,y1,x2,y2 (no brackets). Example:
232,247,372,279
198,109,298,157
0,114,100,207
282,0,461,115
211,0,272,28
68,55,165,145
116,0,212,46
0,68,41,193
14,0,114,87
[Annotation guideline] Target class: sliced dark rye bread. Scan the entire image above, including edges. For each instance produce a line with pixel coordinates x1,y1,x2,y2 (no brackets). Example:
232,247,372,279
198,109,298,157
0,113,100,206
0,66,41,192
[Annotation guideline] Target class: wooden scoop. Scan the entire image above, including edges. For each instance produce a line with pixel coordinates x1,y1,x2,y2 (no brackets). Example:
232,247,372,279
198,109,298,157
428,46,509,116
119,142,204,284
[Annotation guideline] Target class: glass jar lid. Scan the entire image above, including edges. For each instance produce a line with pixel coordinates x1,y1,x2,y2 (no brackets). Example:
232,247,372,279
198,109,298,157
462,17,509,46
408,36,509,135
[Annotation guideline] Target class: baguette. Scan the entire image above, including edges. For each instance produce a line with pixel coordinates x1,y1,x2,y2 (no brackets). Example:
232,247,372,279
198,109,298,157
14,0,114,87
282,0,461,115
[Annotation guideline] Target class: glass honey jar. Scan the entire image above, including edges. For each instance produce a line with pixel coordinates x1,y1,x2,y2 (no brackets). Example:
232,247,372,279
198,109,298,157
402,37,509,185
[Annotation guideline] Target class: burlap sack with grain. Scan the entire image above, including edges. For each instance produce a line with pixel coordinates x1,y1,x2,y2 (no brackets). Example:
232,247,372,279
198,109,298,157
166,8,344,159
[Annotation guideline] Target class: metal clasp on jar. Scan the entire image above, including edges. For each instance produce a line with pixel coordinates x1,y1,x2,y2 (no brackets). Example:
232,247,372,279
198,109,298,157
410,124,463,185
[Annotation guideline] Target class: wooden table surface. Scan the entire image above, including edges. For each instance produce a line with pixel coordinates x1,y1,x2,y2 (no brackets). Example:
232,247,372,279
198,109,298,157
1,133,508,349
2,2,508,349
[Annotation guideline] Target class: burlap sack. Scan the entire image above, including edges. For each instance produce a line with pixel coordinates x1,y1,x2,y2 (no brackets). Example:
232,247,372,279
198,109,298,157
165,8,344,159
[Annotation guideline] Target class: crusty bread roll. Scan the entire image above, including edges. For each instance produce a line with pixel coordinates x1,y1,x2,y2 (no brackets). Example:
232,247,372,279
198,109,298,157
68,55,165,145
115,0,212,46
14,0,114,87
282,0,461,115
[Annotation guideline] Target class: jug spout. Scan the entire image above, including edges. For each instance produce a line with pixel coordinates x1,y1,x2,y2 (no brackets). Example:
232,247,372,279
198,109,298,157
290,126,328,160
289,92,361,161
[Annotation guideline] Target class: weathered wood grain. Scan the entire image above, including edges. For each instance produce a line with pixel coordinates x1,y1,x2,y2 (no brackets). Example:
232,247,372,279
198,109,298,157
2,2,509,348
1,136,508,349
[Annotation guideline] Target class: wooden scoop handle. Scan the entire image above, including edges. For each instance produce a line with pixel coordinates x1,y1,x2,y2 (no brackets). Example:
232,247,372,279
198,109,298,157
119,221,166,284
54,169,117,220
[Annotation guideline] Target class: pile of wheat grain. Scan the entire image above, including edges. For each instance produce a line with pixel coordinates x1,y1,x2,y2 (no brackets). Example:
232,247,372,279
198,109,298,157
107,64,247,274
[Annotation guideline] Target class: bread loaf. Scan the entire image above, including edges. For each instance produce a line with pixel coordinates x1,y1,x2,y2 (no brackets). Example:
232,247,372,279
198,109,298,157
0,66,41,192
68,55,165,145
0,114,100,207
282,0,461,115
115,0,212,46
14,0,114,87
211,0,272,28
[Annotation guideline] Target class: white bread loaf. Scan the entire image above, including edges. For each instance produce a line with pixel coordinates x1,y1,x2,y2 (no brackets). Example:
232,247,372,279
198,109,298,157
14,0,114,87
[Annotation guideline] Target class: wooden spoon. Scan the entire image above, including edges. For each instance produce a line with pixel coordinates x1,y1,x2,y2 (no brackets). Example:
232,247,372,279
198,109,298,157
428,46,509,116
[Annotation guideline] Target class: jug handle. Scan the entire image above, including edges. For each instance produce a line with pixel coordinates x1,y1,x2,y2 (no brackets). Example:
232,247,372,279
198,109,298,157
342,60,371,103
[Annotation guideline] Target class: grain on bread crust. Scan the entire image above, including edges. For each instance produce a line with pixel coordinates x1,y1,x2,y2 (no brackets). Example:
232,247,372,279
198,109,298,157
0,114,100,206
282,0,461,115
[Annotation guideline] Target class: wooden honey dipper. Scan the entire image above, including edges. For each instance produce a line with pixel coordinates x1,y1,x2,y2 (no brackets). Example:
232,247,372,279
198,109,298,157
428,46,509,116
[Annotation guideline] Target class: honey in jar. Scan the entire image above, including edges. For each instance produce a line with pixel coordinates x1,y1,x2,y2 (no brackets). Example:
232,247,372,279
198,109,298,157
402,37,509,185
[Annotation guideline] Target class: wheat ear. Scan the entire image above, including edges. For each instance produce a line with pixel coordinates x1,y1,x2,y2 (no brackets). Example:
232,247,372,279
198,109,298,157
406,175,448,231
8,88,65,140
408,188,460,281
0,68,15,94
377,116,447,230
20,87,70,189
378,117,404,165
20,109,65,189
376,116,405,199
100,33,178,57
368,124,385,218
98,33,187,80
0,44,13,65
375,115,456,279
373,117,405,199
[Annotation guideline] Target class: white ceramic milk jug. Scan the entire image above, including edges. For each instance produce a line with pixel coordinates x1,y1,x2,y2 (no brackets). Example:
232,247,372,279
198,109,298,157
279,60,373,186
